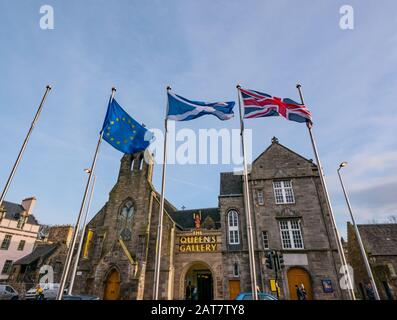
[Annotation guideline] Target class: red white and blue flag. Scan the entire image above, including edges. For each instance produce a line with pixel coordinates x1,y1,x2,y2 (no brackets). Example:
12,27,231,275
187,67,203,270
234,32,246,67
239,88,312,124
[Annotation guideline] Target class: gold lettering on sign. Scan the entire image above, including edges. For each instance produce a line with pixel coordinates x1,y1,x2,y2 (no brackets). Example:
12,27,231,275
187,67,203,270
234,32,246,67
178,234,218,252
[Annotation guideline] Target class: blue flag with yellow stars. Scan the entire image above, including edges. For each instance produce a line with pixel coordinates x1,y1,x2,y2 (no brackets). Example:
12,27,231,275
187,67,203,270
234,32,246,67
101,99,153,154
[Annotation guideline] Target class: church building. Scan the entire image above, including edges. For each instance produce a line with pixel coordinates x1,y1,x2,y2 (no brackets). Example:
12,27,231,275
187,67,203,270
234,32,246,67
74,137,346,300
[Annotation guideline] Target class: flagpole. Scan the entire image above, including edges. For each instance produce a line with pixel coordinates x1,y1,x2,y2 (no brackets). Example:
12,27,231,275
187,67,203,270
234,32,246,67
153,86,171,300
0,85,51,209
337,165,380,300
56,87,116,300
68,174,97,295
296,84,356,300
236,85,258,300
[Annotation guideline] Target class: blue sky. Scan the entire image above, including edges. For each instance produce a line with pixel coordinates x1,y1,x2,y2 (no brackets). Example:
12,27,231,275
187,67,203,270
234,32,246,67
1,0,396,238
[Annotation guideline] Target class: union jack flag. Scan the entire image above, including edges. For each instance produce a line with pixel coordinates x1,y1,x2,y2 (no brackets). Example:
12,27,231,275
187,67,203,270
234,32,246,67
240,88,312,124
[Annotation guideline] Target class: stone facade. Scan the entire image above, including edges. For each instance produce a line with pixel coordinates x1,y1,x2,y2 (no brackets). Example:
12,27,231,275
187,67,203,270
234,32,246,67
7,225,73,296
347,222,397,300
74,139,346,300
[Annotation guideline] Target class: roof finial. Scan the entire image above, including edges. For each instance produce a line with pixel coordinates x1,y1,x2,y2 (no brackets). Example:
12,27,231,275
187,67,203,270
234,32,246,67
272,136,279,144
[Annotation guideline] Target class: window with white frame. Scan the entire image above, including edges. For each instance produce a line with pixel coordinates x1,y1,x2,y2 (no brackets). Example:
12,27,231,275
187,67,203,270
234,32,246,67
279,220,304,249
257,191,264,205
273,180,295,204
262,231,269,249
228,210,240,245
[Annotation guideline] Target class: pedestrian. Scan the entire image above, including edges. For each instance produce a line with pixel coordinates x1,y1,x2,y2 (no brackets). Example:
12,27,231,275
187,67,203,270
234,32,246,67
191,286,198,300
295,285,303,300
365,283,375,300
35,284,44,300
185,281,192,300
300,284,307,300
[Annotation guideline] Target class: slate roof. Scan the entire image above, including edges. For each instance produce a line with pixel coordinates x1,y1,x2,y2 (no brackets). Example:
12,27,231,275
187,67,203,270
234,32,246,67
219,172,243,196
358,224,397,256
14,243,58,265
1,200,39,225
169,208,220,230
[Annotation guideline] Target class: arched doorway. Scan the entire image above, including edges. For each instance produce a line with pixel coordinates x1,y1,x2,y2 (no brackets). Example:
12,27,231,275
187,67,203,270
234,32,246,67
184,262,213,300
287,267,313,300
103,269,120,300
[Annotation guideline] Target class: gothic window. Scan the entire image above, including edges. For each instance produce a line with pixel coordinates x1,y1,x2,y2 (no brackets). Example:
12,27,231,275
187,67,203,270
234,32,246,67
119,200,135,241
120,200,134,220
233,262,240,277
279,219,304,249
228,210,240,245
273,180,295,204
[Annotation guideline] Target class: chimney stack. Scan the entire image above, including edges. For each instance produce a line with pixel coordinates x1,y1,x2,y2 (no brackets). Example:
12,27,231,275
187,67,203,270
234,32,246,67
21,197,37,216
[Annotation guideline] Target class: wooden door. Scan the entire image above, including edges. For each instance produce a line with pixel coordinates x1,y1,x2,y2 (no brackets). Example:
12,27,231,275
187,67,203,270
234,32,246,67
104,270,120,300
229,280,241,300
287,267,313,300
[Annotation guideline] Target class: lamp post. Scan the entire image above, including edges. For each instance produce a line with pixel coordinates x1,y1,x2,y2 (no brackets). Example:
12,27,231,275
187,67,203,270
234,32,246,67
337,162,380,300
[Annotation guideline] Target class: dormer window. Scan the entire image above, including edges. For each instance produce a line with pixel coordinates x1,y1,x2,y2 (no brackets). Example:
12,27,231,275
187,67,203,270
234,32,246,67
17,216,27,229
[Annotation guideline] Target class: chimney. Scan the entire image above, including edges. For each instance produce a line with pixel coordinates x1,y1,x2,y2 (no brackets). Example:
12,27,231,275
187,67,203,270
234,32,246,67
21,197,37,216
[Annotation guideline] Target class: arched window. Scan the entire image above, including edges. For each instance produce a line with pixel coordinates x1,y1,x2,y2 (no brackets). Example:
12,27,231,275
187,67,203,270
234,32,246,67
120,200,134,220
119,200,135,241
233,262,240,277
228,210,240,245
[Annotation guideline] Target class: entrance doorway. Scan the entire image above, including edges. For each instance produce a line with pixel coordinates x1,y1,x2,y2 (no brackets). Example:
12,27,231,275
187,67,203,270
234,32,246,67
104,269,120,300
184,262,213,300
287,267,313,300
229,280,241,299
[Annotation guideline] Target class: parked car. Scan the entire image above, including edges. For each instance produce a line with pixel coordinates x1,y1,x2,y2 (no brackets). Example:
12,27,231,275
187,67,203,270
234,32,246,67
25,283,67,300
62,294,100,300
235,292,278,300
0,285,19,300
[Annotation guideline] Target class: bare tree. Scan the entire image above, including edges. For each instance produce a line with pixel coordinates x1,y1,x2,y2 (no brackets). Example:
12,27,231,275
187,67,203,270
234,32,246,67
387,215,397,224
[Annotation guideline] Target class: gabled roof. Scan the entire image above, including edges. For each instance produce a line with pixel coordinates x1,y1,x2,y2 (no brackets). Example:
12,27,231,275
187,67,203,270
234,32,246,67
1,200,39,225
169,208,220,230
252,137,315,167
14,243,58,265
357,224,397,256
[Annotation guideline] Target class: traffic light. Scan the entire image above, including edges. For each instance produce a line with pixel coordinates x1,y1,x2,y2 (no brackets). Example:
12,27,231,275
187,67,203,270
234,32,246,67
265,251,273,269
277,252,285,269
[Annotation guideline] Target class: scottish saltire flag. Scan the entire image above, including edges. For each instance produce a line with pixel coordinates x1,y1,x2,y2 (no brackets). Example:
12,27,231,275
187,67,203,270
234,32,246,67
101,99,153,154
167,92,235,121
240,88,312,123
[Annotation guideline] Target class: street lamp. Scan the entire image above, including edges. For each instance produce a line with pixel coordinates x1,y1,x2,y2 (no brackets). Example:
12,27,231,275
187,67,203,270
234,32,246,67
337,162,380,300
68,169,97,295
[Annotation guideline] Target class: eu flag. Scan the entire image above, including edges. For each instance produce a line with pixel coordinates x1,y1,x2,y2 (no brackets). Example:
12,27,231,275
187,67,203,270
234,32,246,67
101,99,153,154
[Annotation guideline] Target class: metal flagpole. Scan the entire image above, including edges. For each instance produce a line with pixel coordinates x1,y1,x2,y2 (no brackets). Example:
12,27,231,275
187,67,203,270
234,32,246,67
337,164,380,300
236,85,258,300
0,85,52,209
153,86,171,300
296,84,356,300
57,87,116,300
68,174,97,295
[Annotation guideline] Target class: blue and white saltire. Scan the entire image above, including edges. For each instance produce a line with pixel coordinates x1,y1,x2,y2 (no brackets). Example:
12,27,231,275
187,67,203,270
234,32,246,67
167,92,235,121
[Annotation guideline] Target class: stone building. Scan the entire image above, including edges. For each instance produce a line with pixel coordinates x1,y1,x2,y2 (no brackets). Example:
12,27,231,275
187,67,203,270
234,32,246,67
347,222,397,300
8,225,73,295
0,197,40,281
74,138,346,300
